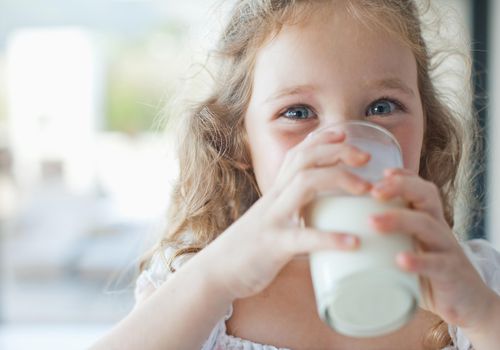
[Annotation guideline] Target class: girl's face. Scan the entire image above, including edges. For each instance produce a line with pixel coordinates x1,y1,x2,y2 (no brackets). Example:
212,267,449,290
244,7,424,194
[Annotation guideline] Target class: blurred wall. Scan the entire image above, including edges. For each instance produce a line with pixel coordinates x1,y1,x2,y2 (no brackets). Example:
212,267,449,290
488,0,500,250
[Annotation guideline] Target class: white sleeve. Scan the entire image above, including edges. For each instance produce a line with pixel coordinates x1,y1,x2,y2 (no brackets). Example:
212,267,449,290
134,246,177,303
462,239,500,294
447,239,500,350
133,246,229,350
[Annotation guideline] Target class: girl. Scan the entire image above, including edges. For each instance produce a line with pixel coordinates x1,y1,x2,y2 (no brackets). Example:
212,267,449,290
92,0,500,349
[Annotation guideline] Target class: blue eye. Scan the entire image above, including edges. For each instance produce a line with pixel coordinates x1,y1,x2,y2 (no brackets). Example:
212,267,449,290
367,99,400,116
281,105,315,120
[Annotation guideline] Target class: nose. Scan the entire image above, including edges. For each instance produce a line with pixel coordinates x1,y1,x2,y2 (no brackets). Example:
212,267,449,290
319,94,365,126
319,108,361,129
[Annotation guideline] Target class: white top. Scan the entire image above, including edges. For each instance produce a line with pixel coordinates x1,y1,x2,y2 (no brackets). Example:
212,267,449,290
134,239,500,350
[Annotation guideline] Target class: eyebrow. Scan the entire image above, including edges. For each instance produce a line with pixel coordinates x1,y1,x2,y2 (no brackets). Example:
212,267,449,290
367,78,416,97
264,84,318,104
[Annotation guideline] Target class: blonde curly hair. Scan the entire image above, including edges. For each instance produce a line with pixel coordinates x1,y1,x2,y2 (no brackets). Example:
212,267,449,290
143,1,477,348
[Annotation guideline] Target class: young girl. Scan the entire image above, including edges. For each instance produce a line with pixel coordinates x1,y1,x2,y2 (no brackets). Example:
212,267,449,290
92,0,500,349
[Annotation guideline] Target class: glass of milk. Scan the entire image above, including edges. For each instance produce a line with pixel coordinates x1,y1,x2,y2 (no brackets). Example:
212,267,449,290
305,120,420,338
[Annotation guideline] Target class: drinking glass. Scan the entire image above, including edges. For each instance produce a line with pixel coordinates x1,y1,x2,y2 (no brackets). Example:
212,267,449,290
305,121,420,337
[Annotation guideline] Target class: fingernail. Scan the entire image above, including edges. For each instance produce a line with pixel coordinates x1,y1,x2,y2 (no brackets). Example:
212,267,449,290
396,252,407,266
396,252,414,270
357,181,372,193
342,235,358,247
323,130,342,140
357,152,370,162
373,181,389,193
370,214,385,225
307,129,335,139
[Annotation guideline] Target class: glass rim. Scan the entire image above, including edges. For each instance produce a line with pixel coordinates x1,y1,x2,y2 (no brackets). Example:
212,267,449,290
315,120,403,156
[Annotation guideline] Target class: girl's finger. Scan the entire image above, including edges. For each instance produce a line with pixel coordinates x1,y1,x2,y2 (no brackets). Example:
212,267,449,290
280,227,360,256
384,168,417,176
303,129,346,147
370,209,452,251
277,143,370,189
282,144,370,183
271,167,372,221
371,172,445,222
275,131,347,187
396,251,459,283
286,130,346,163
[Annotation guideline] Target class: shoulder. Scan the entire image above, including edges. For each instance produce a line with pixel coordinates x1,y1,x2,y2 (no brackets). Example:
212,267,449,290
460,238,500,293
134,245,194,303
446,239,500,350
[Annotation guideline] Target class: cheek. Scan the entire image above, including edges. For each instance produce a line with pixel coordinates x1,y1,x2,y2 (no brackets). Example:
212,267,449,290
392,122,423,172
246,126,306,193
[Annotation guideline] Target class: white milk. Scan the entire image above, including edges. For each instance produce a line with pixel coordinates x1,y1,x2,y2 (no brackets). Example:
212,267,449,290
306,195,420,337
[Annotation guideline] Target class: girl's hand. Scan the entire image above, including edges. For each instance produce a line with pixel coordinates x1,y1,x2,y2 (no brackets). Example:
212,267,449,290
370,168,500,332
204,130,372,300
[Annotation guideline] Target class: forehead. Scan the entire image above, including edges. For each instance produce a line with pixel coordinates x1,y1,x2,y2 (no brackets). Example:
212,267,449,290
251,6,418,100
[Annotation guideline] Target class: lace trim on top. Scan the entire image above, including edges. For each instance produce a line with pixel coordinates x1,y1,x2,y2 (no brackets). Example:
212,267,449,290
206,304,289,350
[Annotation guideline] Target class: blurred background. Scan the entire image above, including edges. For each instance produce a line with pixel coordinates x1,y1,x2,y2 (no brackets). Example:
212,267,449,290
0,0,498,349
